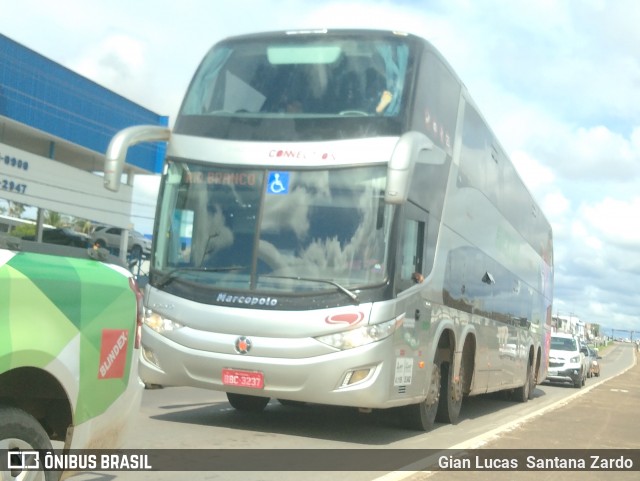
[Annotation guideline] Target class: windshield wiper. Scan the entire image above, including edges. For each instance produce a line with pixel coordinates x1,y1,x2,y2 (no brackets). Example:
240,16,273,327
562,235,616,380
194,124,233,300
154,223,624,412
260,275,359,303
152,265,248,288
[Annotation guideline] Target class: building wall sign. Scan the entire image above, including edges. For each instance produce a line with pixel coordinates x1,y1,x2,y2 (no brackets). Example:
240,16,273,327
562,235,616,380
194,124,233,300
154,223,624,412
0,142,132,227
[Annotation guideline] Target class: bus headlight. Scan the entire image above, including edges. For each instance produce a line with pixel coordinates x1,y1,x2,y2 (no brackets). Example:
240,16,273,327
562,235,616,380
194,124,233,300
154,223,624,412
144,309,184,334
315,316,402,350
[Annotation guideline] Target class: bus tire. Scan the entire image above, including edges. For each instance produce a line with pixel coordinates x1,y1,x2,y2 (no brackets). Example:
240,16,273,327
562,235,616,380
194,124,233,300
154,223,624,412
0,405,59,481
514,361,533,403
528,354,538,400
436,361,463,424
226,393,270,412
400,362,440,431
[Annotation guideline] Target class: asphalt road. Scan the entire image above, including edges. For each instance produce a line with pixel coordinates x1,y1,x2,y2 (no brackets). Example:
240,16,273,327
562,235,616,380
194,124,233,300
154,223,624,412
408,342,639,481
66,342,635,481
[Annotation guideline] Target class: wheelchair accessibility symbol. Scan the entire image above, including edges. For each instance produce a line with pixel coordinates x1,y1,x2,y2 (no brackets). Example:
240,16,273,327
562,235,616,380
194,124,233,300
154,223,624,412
267,171,290,194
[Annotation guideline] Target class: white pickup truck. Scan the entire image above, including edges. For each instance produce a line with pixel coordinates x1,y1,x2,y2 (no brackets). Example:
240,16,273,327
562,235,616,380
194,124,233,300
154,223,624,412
0,236,144,480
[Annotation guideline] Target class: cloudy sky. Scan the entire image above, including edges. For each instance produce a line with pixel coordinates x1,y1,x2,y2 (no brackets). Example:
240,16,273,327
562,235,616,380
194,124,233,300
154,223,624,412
2,0,639,333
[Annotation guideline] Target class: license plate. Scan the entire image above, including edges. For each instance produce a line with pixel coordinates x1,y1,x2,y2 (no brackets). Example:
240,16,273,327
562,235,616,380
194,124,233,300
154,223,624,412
222,368,264,389
548,370,557,376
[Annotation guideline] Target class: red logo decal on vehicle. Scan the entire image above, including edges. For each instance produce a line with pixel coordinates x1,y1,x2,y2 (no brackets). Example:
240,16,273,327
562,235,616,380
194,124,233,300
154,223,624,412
325,312,365,326
98,329,129,379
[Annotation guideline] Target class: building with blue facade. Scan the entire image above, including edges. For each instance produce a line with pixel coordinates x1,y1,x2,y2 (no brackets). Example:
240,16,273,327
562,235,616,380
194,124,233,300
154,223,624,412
0,33,168,231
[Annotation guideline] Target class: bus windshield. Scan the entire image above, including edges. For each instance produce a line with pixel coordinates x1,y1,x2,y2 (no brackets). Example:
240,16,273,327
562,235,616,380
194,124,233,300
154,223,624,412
175,32,412,140
152,161,392,296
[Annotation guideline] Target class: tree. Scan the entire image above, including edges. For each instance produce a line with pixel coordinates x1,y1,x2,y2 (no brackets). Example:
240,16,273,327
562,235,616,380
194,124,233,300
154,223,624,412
8,201,26,218
75,219,93,234
10,224,36,238
44,210,62,227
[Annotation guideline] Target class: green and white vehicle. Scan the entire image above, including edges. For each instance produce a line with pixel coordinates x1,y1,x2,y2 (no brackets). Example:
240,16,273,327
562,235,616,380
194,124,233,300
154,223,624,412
0,237,144,480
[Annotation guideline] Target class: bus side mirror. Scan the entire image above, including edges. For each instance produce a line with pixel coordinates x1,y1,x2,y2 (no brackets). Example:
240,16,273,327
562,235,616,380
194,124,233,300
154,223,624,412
385,132,434,204
104,125,171,192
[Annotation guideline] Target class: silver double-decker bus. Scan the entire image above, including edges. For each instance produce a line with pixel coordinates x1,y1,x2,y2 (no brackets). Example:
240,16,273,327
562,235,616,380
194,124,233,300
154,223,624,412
105,29,553,430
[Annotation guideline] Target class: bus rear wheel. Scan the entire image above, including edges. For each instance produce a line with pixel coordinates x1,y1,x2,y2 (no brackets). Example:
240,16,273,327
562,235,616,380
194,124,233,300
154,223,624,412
400,362,441,431
514,361,534,403
436,361,463,424
226,393,270,412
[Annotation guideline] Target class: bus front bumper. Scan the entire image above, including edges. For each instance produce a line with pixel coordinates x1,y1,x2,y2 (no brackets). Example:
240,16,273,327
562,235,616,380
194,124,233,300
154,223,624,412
138,326,424,409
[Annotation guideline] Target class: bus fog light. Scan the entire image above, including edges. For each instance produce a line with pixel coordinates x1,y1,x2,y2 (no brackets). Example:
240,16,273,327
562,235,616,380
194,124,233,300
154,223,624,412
341,368,372,387
141,345,161,368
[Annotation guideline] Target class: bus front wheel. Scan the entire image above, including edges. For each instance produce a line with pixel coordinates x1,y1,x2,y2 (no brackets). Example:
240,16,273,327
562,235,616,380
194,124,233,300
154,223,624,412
400,361,441,431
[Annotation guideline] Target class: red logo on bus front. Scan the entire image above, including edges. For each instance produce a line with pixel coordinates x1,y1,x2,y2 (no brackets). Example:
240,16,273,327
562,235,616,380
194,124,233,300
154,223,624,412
268,149,336,161
98,329,129,379
325,312,365,326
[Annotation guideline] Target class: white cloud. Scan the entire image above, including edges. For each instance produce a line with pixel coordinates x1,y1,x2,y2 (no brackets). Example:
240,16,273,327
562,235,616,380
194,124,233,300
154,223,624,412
542,191,570,219
71,33,146,85
581,197,640,248
560,126,640,181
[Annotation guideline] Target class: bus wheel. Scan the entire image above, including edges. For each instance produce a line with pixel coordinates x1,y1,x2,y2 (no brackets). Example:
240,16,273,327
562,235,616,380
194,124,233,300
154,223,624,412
436,361,463,424
514,361,533,403
226,393,270,412
400,361,441,431
528,360,537,400
0,405,58,481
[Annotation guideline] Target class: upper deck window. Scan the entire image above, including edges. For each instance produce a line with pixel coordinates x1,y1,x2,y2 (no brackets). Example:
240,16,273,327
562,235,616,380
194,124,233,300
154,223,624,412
267,45,342,64
176,32,413,140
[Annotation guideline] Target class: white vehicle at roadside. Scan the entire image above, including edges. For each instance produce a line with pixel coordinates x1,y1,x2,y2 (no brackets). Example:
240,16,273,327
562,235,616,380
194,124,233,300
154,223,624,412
546,333,588,388
91,225,151,259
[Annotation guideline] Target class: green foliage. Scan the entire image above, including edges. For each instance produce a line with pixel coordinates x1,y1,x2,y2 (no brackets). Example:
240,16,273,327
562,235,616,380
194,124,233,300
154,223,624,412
76,219,93,234
45,210,62,227
10,224,36,238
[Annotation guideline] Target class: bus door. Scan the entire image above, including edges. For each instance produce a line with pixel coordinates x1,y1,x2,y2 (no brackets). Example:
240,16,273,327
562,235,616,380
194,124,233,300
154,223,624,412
396,202,433,381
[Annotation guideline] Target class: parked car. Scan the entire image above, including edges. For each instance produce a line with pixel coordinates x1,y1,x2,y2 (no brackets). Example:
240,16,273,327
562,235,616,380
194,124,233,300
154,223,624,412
91,225,151,258
546,333,588,388
0,234,143,480
587,346,601,377
24,227,91,247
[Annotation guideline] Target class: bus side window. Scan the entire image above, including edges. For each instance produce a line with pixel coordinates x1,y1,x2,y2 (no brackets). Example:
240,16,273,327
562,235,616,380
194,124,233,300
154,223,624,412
400,217,425,289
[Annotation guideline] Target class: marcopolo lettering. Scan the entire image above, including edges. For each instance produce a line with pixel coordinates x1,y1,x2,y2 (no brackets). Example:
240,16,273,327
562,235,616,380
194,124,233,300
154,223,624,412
217,292,278,306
